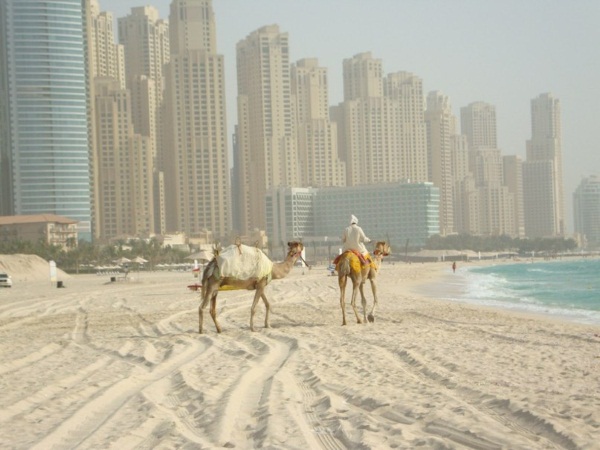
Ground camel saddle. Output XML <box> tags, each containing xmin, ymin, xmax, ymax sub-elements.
<box><xmin>333</xmin><ymin>250</ymin><xmax>372</xmax><ymax>269</ymax></box>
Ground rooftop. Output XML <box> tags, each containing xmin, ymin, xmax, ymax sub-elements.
<box><xmin>0</xmin><ymin>214</ymin><xmax>78</xmax><ymax>226</ymax></box>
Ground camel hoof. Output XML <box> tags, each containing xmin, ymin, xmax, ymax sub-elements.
<box><xmin>368</xmin><ymin>314</ymin><xmax>375</xmax><ymax>323</ymax></box>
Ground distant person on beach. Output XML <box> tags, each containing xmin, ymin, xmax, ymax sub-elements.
<box><xmin>452</xmin><ymin>261</ymin><xmax>457</xmax><ymax>273</ymax></box>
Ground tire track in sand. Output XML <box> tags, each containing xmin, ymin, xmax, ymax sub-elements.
<box><xmin>252</xmin><ymin>332</ymin><xmax>346</xmax><ymax>450</ymax></box>
<box><xmin>376</xmin><ymin>339</ymin><xmax>579</xmax><ymax>449</ymax></box>
<box><xmin>28</xmin><ymin>336</ymin><xmax>210</xmax><ymax>450</ymax></box>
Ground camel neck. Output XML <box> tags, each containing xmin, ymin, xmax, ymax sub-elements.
<box><xmin>271</xmin><ymin>255</ymin><xmax>297</xmax><ymax>279</ymax></box>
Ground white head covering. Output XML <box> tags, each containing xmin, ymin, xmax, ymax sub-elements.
<box><xmin>350</xmin><ymin>214</ymin><xmax>358</xmax><ymax>225</ymax></box>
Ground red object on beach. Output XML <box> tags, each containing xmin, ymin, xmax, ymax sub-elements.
<box><xmin>187</xmin><ymin>284</ymin><xmax>202</xmax><ymax>291</ymax></box>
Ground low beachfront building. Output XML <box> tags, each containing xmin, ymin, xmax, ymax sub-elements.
<box><xmin>0</xmin><ymin>214</ymin><xmax>79</xmax><ymax>250</ymax></box>
<box><xmin>265</xmin><ymin>182</ymin><xmax>439</xmax><ymax>257</ymax></box>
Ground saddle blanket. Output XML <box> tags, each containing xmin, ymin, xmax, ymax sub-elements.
<box><xmin>217</xmin><ymin>244</ymin><xmax>273</xmax><ymax>281</ymax></box>
<box><xmin>334</xmin><ymin>250</ymin><xmax>374</xmax><ymax>273</ymax></box>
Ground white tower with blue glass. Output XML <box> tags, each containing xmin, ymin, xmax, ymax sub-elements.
<box><xmin>0</xmin><ymin>0</ymin><xmax>92</xmax><ymax>241</ymax></box>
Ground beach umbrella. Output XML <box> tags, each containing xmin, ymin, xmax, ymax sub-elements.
<box><xmin>186</xmin><ymin>249</ymin><xmax>213</xmax><ymax>262</ymax></box>
<box><xmin>113</xmin><ymin>257</ymin><xmax>131</xmax><ymax>265</ymax></box>
<box><xmin>133</xmin><ymin>256</ymin><xmax>148</xmax><ymax>264</ymax></box>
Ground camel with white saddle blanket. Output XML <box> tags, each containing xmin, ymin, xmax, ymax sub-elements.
<box><xmin>199</xmin><ymin>241</ymin><xmax>305</xmax><ymax>333</ymax></box>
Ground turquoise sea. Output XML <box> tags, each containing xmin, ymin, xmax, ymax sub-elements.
<box><xmin>443</xmin><ymin>258</ymin><xmax>600</xmax><ymax>325</ymax></box>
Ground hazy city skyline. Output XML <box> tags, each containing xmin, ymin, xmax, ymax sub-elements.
<box><xmin>101</xmin><ymin>0</ymin><xmax>600</xmax><ymax>233</ymax></box>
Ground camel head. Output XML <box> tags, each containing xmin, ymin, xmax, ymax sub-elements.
<box><xmin>212</xmin><ymin>242</ymin><xmax>222</xmax><ymax>257</ymax></box>
<box><xmin>373</xmin><ymin>241</ymin><xmax>391</xmax><ymax>257</ymax></box>
<box><xmin>287</xmin><ymin>241</ymin><xmax>304</xmax><ymax>258</ymax></box>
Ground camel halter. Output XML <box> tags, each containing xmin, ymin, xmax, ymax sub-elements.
<box><xmin>373</xmin><ymin>248</ymin><xmax>390</xmax><ymax>257</ymax></box>
<box><xmin>294</xmin><ymin>249</ymin><xmax>310</xmax><ymax>269</ymax></box>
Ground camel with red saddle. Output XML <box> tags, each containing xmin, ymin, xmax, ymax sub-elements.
<box><xmin>335</xmin><ymin>241</ymin><xmax>391</xmax><ymax>325</ymax></box>
<box><xmin>199</xmin><ymin>241</ymin><xmax>305</xmax><ymax>333</ymax></box>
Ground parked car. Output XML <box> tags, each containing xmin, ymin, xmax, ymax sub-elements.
<box><xmin>0</xmin><ymin>272</ymin><xmax>12</xmax><ymax>288</ymax></box>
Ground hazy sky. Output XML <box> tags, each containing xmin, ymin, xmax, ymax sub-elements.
<box><xmin>101</xmin><ymin>0</ymin><xmax>600</xmax><ymax>232</ymax></box>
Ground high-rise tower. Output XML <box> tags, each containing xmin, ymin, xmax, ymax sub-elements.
<box><xmin>118</xmin><ymin>6</ymin><xmax>169</xmax><ymax>151</ymax></box>
<box><xmin>523</xmin><ymin>93</ymin><xmax>565</xmax><ymax>238</ymax></box>
<box><xmin>94</xmin><ymin>78</ymin><xmax>154</xmax><ymax>240</ymax></box>
<box><xmin>342</xmin><ymin>52</ymin><xmax>383</xmax><ymax>101</ymax></box>
<box><xmin>335</xmin><ymin>53</ymin><xmax>428</xmax><ymax>187</ymax></box>
<box><xmin>573</xmin><ymin>175</ymin><xmax>600</xmax><ymax>249</ymax></box>
<box><xmin>118</xmin><ymin>6</ymin><xmax>169</xmax><ymax>234</ymax></box>
<box><xmin>384</xmin><ymin>71</ymin><xmax>429</xmax><ymax>184</ymax></box>
<box><xmin>292</xmin><ymin>58</ymin><xmax>346</xmax><ymax>189</ymax></box>
<box><xmin>460</xmin><ymin>101</ymin><xmax>516</xmax><ymax>236</ymax></box>
<box><xmin>425</xmin><ymin>91</ymin><xmax>456</xmax><ymax>235</ymax></box>
<box><xmin>89</xmin><ymin>0</ymin><xmax>125</xmax><ymax>89</ymax></box>
<box><xmin>233</xmin><ymin>25</ymin><xmax>298</xmax><ymax>234</ymax></box>
<box><xmin>460</xmin><ymin>101</ymin><xmax>497</xmax><ymax>150</ymax></box>
<box><xmin>0</xmin><ymin>0</ymin><xmax>92</xmax><ymax>240</ymax></box>
<box><xmin>163</xmin><ymin>0</ymin><xmax>231</xmax><ymax>239</ymax></box>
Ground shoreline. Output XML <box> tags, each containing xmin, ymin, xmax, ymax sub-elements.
<box><xmin>401</xmin><ymin>258</ymin><xmax>600</xmax><ymax>327</ymax></box>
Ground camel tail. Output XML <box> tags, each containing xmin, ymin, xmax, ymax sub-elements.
<box><xmin>338</xmin><ymin>258</ymin><xmax>351</xmax><ymax>277</ymax></box>
<box><xmin>200</xmin><ymin>260</ymin><xmax>219</xmax><ymax>299</ymax></box>
<box><xmin>202</xmin><ymin>259</ymin><xmax>218</xmax><ymax>283</ymax></box>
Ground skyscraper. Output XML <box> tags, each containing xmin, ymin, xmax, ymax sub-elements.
<box><xmin>163</xmin><ymin>0</ymin><xmax>231</xmax><ymax>239</ymax></box>
<box><xmin>292</xmin><ymin>58</ymin><xmax>346</xmax><ymax>188</ymax></box>
<box><xmin>460</xmin><ymin>102</ymin><xmax>516</xmax><ymax>236</ymax></box>
<box><xmin>0</xmin><ymin>0</ymin><xmax>92</xmax><ymax>240</ymax></box>
<box><xmin>118</xmin><ymin>6</ymin><xmax>169</xmax><ymax>234</ymax></box>
<box><xmin>89</xmin><ymin>0</ymin><xmax>125</xmax><ymax>89</ymax></box>
<box><xmin>384</xmin><ymin>71</ymin><xmax>429</xmax><ymax>183</ymax></box>
<box><xmin>343</xmin><ymin>51</ymin><xmax>383</xmax><ymax>101</ymax></box>
<box><xmin>460</xmin><ymin>101</ymin><xmax>497</xmax><ymax>150</ymax></box>
<box><xmin>502</xmin><ymin>155</ymin><xmax>525</xmax><ymax>237</ymax></box>
<box><xmin>234</xmin><ymin>25</ymin><xmax>298</xmax><ymax>234</ymax></box>
<box><xmin>523</xmin><ymin>93</ymin><xmax>565</xmax><ymax>238</ymax></box>
<box><xmin>335</xmin><ymin>53</ymin><xmax>428</xmax><ymax>186</ymax></box>
<box><xmin>118</xmin><ymin>6</ymin><xmax>169</xmax><ymax>153</ymax></box>
<box><xmin>118</xmin><ymin>6</ymin><xmax>168</xmax><ymax>92</ymax></box>
<box><xmin>573</xmin><ymin>175</ymin><xmax>600</xmax><ymax>249</ymax></box>
<box><xmin>425</xmin><ymin>91</ymin><xmax>456</xmax><ymax>235</ymax></box>
<box><xmin>450</xmin><ymin>134</ymin><xmax>478</xmax><ymax>234</ymax></box>
<box><xmin>86</xmin><ymin>1</ymin><xmax>117</xmax><ymax>241</ymax></box>
<box><xmin>94</xmin><ymin>78</ymin><xmax>154</xmax><ymax>241</ymax></box>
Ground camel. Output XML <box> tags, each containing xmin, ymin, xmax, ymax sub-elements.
<box><xmin>335</xmin><ymin>241</ymin><xmax>391</xmax><ymax>326</ymax></box>
<box><xmin>199</xmin><ymin>241</ymin><xmax>305</xmax><ymax>333</ymax></box>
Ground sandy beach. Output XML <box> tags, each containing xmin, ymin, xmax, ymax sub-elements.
<box><xmin>1</xmin><ymin>256</ymin><xmax>599</xmax><ymax>449</ymax></box>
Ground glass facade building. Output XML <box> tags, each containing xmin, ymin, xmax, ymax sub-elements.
<box><xmin>0</xmin><ymin>0</ymin><xmax>92</xmax><ymax>240</ymax></box>
<box><xmin>573</xmin><ymin>175</ymin><xmax>600</xmax><ymax>250</ymax></box>
<box><xmin>266</xmin><ymin>182</ymin><xmax>440</xmax><ymax>249</ymax></box>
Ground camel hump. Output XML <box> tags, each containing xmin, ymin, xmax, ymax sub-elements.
<box><xmin>335</xmin><ymin>251</ymin><xmax>367</xmax><ymax>274</ymax></box>
<box><xmin>216</xmin><ymin>244</ymin><xmax>273</xmax><ymax>280</ymax></box>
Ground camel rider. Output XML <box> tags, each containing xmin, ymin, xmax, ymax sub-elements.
<box><xmin>341</xmin><ymin>215</ymin><xmax>371</xmax><ymax>265</ymax></box>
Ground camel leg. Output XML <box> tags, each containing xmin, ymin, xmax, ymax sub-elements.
<box><xmin>359</xmin><ymin>281</ymin><xmax>368</xmax><ymax>323</ymax></box>
<box><xmin>250</xmin><ymin>288</ymin><xmax>262</xmax><ymax>332</ymax></box>
<box><xmin>350</xmin><ymin>280</ymin><xmax>362</xmax><ymax>324</ymax></box>
<box><xmin>338</xmin><ymin>275</ymin><xmax>347</xmax><ymax>326</ymax></box>
<box><xmin>209</xmin><ymin>291</ymin><xmax>222</xmax><ymax>333</ymax></box>
<box><xmin>255</xmin><ymin>278</ymin><xmax>271</xmax><ymax>329</ymax></box>
<box><xmin>198</xmin><ymin>286</ymin><xmax>211</xmax><ymax>334</ymax></box>
<box><xmin>261</xmin><ymin>293</ymin><xmax>270</xmax><ymax>329</ymax></box>
<box><xmin>368</xmin><ymin>278</ymin><xmax>378</xmax><ymax>323</ymax></box>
